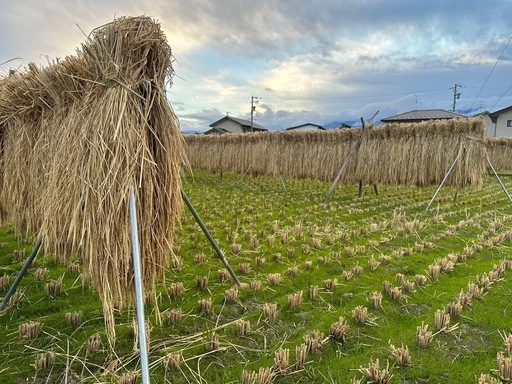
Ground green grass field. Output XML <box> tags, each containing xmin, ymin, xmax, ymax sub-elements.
<box><xmin>1</xmin><ymin>170</ymin><xmax>512</xmax><ymax>383</ymax></box>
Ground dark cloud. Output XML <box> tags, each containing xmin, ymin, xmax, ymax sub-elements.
<box><xmin>152</xmin><ymin>0</ymin><xmax>512</xmax><ymax>62</ymax></box>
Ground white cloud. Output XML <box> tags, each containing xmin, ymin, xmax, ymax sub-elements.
<box><xmin>2</xmin><ymin>0</ymin><xmax>512</xmax><ymax>131</ymax></box>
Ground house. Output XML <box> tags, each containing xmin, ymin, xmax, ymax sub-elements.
<box><xmin>380</xmin><ymin>109</ymin><xmax>466</xmax><ymax>124</ymax></box>
<box><xmin>478</xmin><ymin>105</ymin><xmax>512</xmax><ymax>137</ymax></box>
<box><xmin>285</xmin><ymin>123</ymin><xmax>325</xmax><ymax>131</ymax></box>
<box><xmin>204</xmin><ymin>116</ymin><xmax>267</xmax><ymax>134</ymax></box>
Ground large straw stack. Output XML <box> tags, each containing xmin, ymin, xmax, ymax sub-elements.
<box><xmin>485</xmin><ymin>137</ymin><xmax>512</xmax><ymax>172</ymax></box>
<box><xmin>184</xmin><ymin>117</ymin><xmax>485</xmax><ymax>188</ymax></box>
<box><xmin>0</xmin><ymin>16</ymin><xmax>184</xmax><ymax>340</ymax></box>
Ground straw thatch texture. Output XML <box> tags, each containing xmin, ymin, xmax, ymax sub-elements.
<box><xmin>354</xmin><ymin>118</ymin><xmax>485</xmax><ymax>187</ymax></box>
<box><xmin>0</xmin><ymin>16</ymin><xmax>184</xmax><ymax>339</ymax></box>
<box><xmin>184</xmin><ymin>117</ymin><xmax>485</xmax><ymax>187</ymax></box>
<box><xmin>485</xmin><ymin>137</ymin><xmax>512</xmax><ymax>172</ymax></box>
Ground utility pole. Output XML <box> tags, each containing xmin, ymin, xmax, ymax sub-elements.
<box><xmin>451</xmin><ymin>84</ymin><xmax>461</xmax><ymax>112</ymax></box>
<box><xmin>414</xmin><ymin>95</ymin><xmax>420</xmax><ymax>109</ymax></box>
<box><xmin>250</xmin><ymin>96</ymin><xmax>258</xmax><ymax>132</ymax></box>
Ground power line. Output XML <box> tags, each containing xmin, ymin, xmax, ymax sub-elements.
<box><xmin>470</xmin><ymin>33</ymin><xmax>512</xmax><ymax>111</ymax></box>
<box><xmin>170</xmin><ymin>85</ymin><xmax>466</xmax><ymax>118</ymax></box>
<box><xmin>490</xmin><ymin>83</ymin><xmax>512</xmax><ymax>111</ymax></box>
<box><xmin>262</xmin><ymin>87</ymin><xmax>449</xmax><ymax>101</ymax></box>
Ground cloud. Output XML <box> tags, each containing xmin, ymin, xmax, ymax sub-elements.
<box><xmin>2</xmin><ymin>0</ymin><xmax>512</xmax><ymax>132</ymax></box>
<box><xmin>177</xmin><ymin>108</ymin><xmax>224</xmax><ymax>132</ymax></box>
<box><xmin>255</xmin><ymin>103</ymin><xmax>324</xmax><ymax>130</ymax></box>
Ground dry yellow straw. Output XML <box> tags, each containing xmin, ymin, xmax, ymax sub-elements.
<box><xmin>0</xmin><ymin>16</ymin><xmax>184</xmax><ymax>342</ymax></box>
<box><xmin>485</xmin><ymin>137</ymin><xmax>512</xmax><ymax>172</ymax></box>
<box><xmin>184</xmin><ymin>117</ymin><xmax>485</xmax><ymax>187</ymax></box>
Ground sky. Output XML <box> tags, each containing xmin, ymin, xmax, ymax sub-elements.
<box><xmin>1</xmin><ymin>0</ymin><xmax>512</xmax><ymax>132</ymax></box>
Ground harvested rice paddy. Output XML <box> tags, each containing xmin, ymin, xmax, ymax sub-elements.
<box><xmin>2</xmin><ymin>169</ymin><xmax>512</xmax><ymax>383</ymax></box>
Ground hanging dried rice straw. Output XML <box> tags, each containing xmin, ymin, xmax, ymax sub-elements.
<box><xmin>485</xmin><ymin>137</ymin><xmax>512</xmax><ymax>172</ymax></box>
<box><xmin>184</xmin><ymin>117</ymin><xmax>485</xmax><ymax>188</ymax></box>
<box><xmin>0</xmin><ymin>16</ymin><xmax>184</xmax><ymax>342</ymax></box>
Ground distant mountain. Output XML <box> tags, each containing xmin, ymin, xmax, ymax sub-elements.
<box><xmin>181</xmin><ymin>130</ymin><xmax>200</xmax><ymax>135</ymax></box>
<box><xmin>457</xmin><ymin>108</ymin><xmax>480</xmax><ymax>117</ymax></box>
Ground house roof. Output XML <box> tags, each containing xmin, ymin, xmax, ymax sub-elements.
<box><xmin>380</xmin><ymin>109</ymin><xmax>466</xmax><ymax>123</ymax></box>
<box><xmin>489</xmin><ymin>105</ymin><xmax>512</xmax><ymax>118</ymax></box>
<box><xmin>210</xmin><ymin>116</ymin><xmax>267</xmax><ymax>131</ymax></box>
<box><xmin>203</xmin><ymin>127</ymin><xmax>229</xmax><ymax>135</ymax></box>
<box><xmin>286</xmin><ymin>123</ymin><xmax>325</xmax><ymax>131</ymax></box>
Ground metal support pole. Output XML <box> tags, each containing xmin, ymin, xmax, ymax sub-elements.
<box><xmin>280</xmin><ymin>176</ymin><xmax>287</xmax><ymax>191</ymax></box>
<box><xmin>0</xmin><ymin>236</ymin><xmax>42</xmax><ymax>311</ymax></box>
<box><xmin>486</xmin><ymin>154</ymin><xmax>512</xmax><ymax>205</ymax></box>
<box><xmin>325</xmin><ymin>118</ymin><xmax>366</xmax><ymax>203</ymax></box>
<box><xmin>233</xmin><ymin>164</ymin><xmax>253</xmax><ymax>188</ymax></box>
<box><xmin>181</xmin><ymin>189</ymin><xmax>241</xmax><ymax>286</ymax></box>
<box><xmin>128</xmin><ymin>187</ymin><xmax>150</xmax><ymax>384</ymax></box>
<box><xmin>425</xmin><ymin>154</ymin><xmax>460</xmax><ymax>211</ymax></box>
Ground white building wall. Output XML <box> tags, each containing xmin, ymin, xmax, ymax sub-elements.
<box><xmin>481</xmin><ymin>113</ymin><xmax>495</xmax><ymax>137</ymax></box>
<box><xmin>493</xmin><ymin>109</ymin><xmax>512</xmax><ymax>137</ymax></box>
<box><xmin>215</xmin><ymin>120</ymin><xmax>243</xmax><ymax>133</ymax></box>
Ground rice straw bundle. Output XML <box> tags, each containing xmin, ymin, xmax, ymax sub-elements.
<box><xmin>485</xmin><ymin>137</ymin><xmax>512</xmax><ymax>172</ymax></box>
<box><xmin>352</xmin><ymin>117</ymin><xmax>485</xmax><ymax>187</ymax></box>
<box><xmin>184</xmin><ymin>117</ymin><xmax>485</xmax><ymax>187</ymax></box>
<box><xmin>0</xmin><ymin>16</ymin><xmax>184</xmax><ymax>341</ymax></box>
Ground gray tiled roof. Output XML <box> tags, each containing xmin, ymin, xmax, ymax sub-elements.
<box><xmin>286</xmin><ymin>123</ymin><xmax>325</xmax><ymax>130</ymax></box>
<box><xmin>228</xmin><ymin>116</ymin><xmax>267</xmax><ymax>130</ymax></box>
<box><xmin>210</xmin><ymin>116</ymin><xmax>267</xmax><ymax>130</ymax></box>
<box><xmin>489</xmin><ymin>105</ymin><xmax>512</xmax><ymax>118</ymax></box>
<box><xmin>381</xmin><ymin>109</ymin><xmax>466</xmax><ymax>122</ymax></box>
